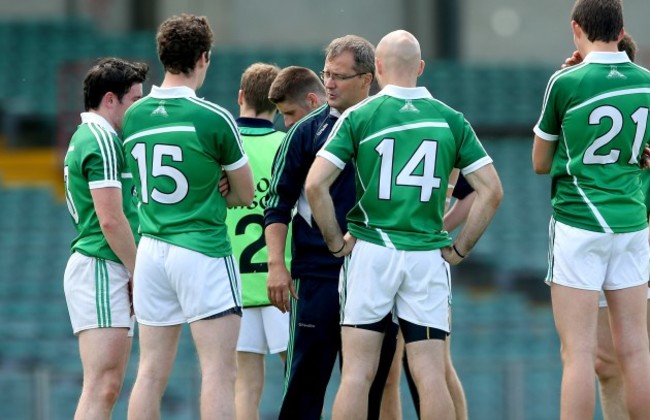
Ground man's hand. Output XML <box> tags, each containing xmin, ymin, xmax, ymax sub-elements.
<box><xmin>561</xmin><ymin>50</ymin><xmax>583</xmax><ymax>69</ymax></box>
<box><xmin>128</xmin><ymin>276</ymin><xmax>134</xmax><ymax>316</ymax></box>
<box><xmin>267</xmin><ymin>265</ymin><xmax>297</xmax><ymax>313</ymax></box>
<box><xmin>441</xmin><ymin>245</ymin><xmax>465</xmax><ymax>266</ymax></box>
<box><xmin>218</xmin><ymin>169</ymin><xmax>230</xmax><ymax>197</ymax></box>
<box><xmin>331</xmin><ymin>232</ymin><xmax>357</xmax><ymax>258</ymax></box>
<box><xmin>641</xmin><ymin>146</ymin><xmax>650</xmax><ymax>169</ymax></box>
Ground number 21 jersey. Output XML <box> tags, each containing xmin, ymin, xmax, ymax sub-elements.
<box><xmin>534</xmin><ymin>52</ymin><xmax>650</xmax><ymax>233</ymax></box>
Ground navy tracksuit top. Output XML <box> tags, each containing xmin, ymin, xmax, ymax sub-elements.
<box><xmin>264</xmin><ymin>105</ymin><xmax>354</xmax><ymax>281</ymax></box>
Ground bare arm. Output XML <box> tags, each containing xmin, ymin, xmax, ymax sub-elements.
<box><xmin>91</xmin><ymin>187</ymin><xmax>137</xmax><ymax>274</ymax></box>
<box><xmin>532</xmin><ymin>136</ymin><xmax>557</xmax><ymax>174</ymax></box>
<box><xmin>441</xmin><ymin>164</ymin><xmax>503</xmax><ymax>265</ymax></box>
<box><xmin>305</xmin><ymin>156</ymin><xmax>354</xmax><ymax>256</ymax></box>
<box><xmin>265</xmin><ymin>222</ymin><xmax>296</xmax><ymax>312</ymax></box>
<box><xmin>224</xmin><ymin>163</ymin><xmax>255</xmax><ymax>207</ymax></box>
<box><xmin>444</xmin><ymin>191</ymin><xmax>477</xmax><ymax>232</ymax></box>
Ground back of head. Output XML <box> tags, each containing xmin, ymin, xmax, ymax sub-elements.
<box><xmin>571</xmin><ymin>0</ymin><xmax>623</xmax><ymax>42</ymax></box>
<box><xmin>268</xmin><ymin>66</ymin><xmax>325</xmax><ymax>106</ymax></box>
<box><xmin>325</xmin><ymin>35</ymin><xmax>375</xmax><ymax>78</ymax></box>
<box><xmin>618</xmin><ymin>33</ymin><xmax>637</xmax><ymax>61</ymax></box>
<box><xmin>157</xmin><ymin>14</ymin><xmax>213</xmax><ymax>76</ymax></box>
<box><xmin>375</xmin><ymin>30</ymin><xmax>422</xmax><ymax>85</ymax></box>
<box><xmin>240</xmin><ymin>63</ymin><xmax>281</xmax><ymax>114</ymax></box>
<box><xmin>83</xmin><ymin>57</ymin><xmax>149</xmax><ymax>111</ymax></box>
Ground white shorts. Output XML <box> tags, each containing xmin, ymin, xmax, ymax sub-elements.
<box><xmin>236</xmin><ymin>306</ymin><xmax>289</xmax><ymax>354</ymax></box>
<box><xmin>340</xmin><ymin>239</ymin><xmax>451</xmax><ymax>332</ymax></box>
<box><xmin>546</xmin><ymin>219</ymin><xmax>650</xmax><ymax>291</ymax></box>
<box><xmin>598</xmin><ymin>286</ymin><xmax>650</xmax><ymax>307</ymax></box>
<box><xmin>133</xmin><ymin>237</ymin><xmax>242</xmax><ymax>326</ymax></box>
<box><xmin>64</xmin><ymin>252</ymin><xmax>134</xmax><ymax>336</ymax></box>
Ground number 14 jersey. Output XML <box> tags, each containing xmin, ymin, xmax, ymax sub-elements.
<box><xmin>319</xmin><ymin>85</ymin><xmax>492</xmax><ymax>251</ymax></box>
<box><xmin>535</xmin><ymin>51</ymin><xmax>650</xmax><ymax>233</ymax></box>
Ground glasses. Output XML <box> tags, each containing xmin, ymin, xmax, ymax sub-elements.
<box><xmin>319</xmin><ymin>71</ymin><xmax>367</xmax><ymax>82</ymax></box>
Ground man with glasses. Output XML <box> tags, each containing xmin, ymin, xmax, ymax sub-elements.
<box><xmin>264</xmin><ymin>35</ymin><xmax>397</xmax><ymax>419</ymax></box>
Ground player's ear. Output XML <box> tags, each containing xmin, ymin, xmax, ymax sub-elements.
<box><xmin>306</xmin><ymin>92</ymin><xmax>319</xmax><ymax>109</ymax></box>
<box><xmin>418</xmin><ymin>60</ymin><xmax>425</xmax><ymax>77</ymax></box>
<box><xmin>237</xmin><ymin>89</ymin><xmax>244</xmax><ymax>107</ymax></box>
<box><xmin>571</xmin><ymin>20</ymin><xmax>582</xmax><ymax>41</ymax></box>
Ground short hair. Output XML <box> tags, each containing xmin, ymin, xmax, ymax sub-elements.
<box><xmin>324</xmin><ymin>35</ymin><xmax>375</xmax><ymax>77</ymax></box>
<box><xmin>240</xmin><ymin>63</ymin><xmax>281</xmax><ymax>114</ymax></box>
<box><xmin>618</xmin><ymin>33</ymin><xmax>637</xmax><ymax>61</ymax></box>
<box><xmin>268</xmin><ymin>66</ymin><xmax>325</xmax><ymax>105</ymax></box>
<box><xmin>83</xmin><ymin>57</ymin><xmax>149</xmax><ymax>111</ymax></box>
<box><xmin>156</xmin><ymin>14</ymin><xmax>213</xmax><ymax>75</ymax></box>
<box><xmin>571</xmin><ymin>0</ymin><xmax>623</xmax><ymax>43</ymax></box>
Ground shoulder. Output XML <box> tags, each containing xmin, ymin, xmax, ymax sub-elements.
<box><xmin>187</xmin><ymin>97</ymin><xmax>239</xmax><ymax>133</ymax></box>
<box><xmin>284</xmin><ymin>105</ymin><xmax>329</xmax><ymax>141</ymax></box>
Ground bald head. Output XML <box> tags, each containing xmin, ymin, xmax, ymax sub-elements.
<box><xmin>375</xmin><ymin>30</ymin><xmax>424</xmax><ymax>88</ymax></box>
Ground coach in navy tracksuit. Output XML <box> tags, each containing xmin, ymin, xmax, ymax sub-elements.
<box><xmin>264</xmin><ymin>102</ymin><xmax>396</xmax><ymax>420</ymax></box>
<box><xmin>264</xmin><ymin>35</ymin><xmax>396</xmax><ymax>420</ymax></box>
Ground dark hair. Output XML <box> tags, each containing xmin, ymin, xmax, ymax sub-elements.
<box><xmin>83</xmin><ymin>57</ymin><xmax>149</xmax><ymax>111</ymax></box>
<box><xmin>268</xmin><ymin>66</ymin><xmax>325</xmax><ymax>105</ymax></box>
<box><xmin>157</xmin><ymin>14</ymin><xmax>213</xmax><ymax>75</ymax></box>
<box><xmin>618</xmin><ymin>33</ymin><xmax>637</xmax><ymax>61</ymax></box>
<box><xmin>325</xmin><ymin>35</ymin><xmax>375</xmax><ymax>78</ymax></box>
<box><xmin>240</xmin><ymin>63</ymin><xmax>281</xmax><ymax>114</ymax></box>
<box><xmin>571</xmin><ymin>0</ymin><xmax>623</xmax><ymax>42</ymax></box>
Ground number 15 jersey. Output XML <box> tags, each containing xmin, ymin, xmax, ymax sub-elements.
<box><xmin>318</xmin><ymin>85</ymin><xmax>492</xmax><ymax>251</ymax></box>
<box><xmin>122</xmin><ymin>86</ymin><xmax>248</xmax><ymax>257</ymax></box>
<box><xmin>534</xmin><ymin>51</ymin><xmax>650</xmax><ymax>233</ymax></box>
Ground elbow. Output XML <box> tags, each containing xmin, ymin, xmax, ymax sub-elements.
<box><xmin>241</xmin><ymin>186</ymin><xmax>255</xmax><ymax>206</ymax></box>
<box><xmin>532</xmin><ymin>157</ymin><xmax>551</xmax><ymax>174</ymax></box>
<box><xmin>487</xmin><ymin>182</ymin><xmax>504</xmax><ymax>210</ymax></box>
<box><xmin>98</xmin><ymin>216</ymin><xmax>120</xmax><ymax>235</ymax></box>
<box><xmin>532</xmin><ymin>164</ymin><xmax>550</xmax><ymax>175</ymax></box>
<box><xmin>305</xmin><ymin>179</ymin><xmax>326</xmax><ymax>210</ymax></box>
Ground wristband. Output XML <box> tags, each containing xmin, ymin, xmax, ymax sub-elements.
<box><xmin>452</xmin><ymin>244</ymin><xmax>466</xmax><ymax>259</ymax></box>
<box><xmin>330</xmin><ymin>242</ymin><xmax>346</xmax><ymax>255</ymax></box>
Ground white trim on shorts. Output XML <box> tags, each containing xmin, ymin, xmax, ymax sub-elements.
<box><xmin>546</xmin><ymin>218</ymin><xmax>650</xmax><ymax>291</ymax></box>
<box><xmin>63</xmin><ymin>252</ymin><xmax>133</xmax><ymax>336</ymax></box>
<box><xmin>236</xmin><ymin>306</ymin><xmax>289</xmax><ymax>354</ymax></box>
<box><xmin>339</xmin><ymin>239</ymin><xmax>451</xmax><ymax>332</ymax></box>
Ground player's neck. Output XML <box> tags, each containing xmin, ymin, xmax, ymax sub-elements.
<box><xmin>239</xmin><ymin>106</ymin><xmax>275</xmax><ymax>122</ymax></box>
<box><xmin>160</xmin><ymin>71</ymin><xmax>200</xmax><ymax>91</ymax></box>
<box><xmin>581</xmin><ymin>41</ymin><xmax>620</xmax><ymax>57</ymax></box>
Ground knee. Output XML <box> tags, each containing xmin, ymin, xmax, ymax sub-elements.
<box><xmin>595</xmin><ymin>352</ymin><xmax>620</xmax><ymax>383</ymax></box>
<box><xmin>87</xmin><ymin>374</ymin><xmax>123</xmax><ymax>406</ymax></box>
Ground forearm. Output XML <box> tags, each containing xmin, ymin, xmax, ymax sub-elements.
<box><xmin>452</xmin><ymin>188</ymin><xmax>501</xmax><ymax>256</ymax></box>
<box><xmin>443</xmin><ymin>192</ymin><xmax>476</xmax><ymax>232</ymax></box>
<box><xmin>265</xmin><ymin>223</ymin><xmax>290</xmax><ymax>269</ymax></box>
<box><xmin>101</xmin><ymin>216</ymin><xmax>137</xmax><ymax>274</ymax></box>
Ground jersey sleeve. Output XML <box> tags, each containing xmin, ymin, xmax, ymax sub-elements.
<box><xmin>533</xmin><ymin>70</ymin><xmax>563</xmax><ymax>141</ymax></box>
<box><xmin>217</xmin><ymin>112</ymin><xmax>248</xmax><ymax>171</ymax></box>
<box><xmin>264</xmin><ymin>123</ymin><xmax>312</xmax><ymax>227</ymax></box>
<box><xmin>317</xmin><ymin>113</ymin><xmax>355</xmax><ymax>169</ymax></box>
<box><xmin>452</xmin><ymin>114</ymin><xmax>493</xmax><ymax>176</ymax></box>
<box><xmin>84</xmin><ymin>131</ymin><xmax>123</xmax><ymax>190</ymax></box>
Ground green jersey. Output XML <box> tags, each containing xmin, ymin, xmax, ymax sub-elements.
<box><xmin>227</xmin><ymin>118</ymin><xmax>290</xmax><ymax>307</ymax></box>
<box><xmin>122</xmin><ymin>86</ymin><xmax>247</xmax><ymax>257</ymax></box>
<box><xmin>534</xmin><ymin>51</ymin><xmax>650</xmax><ymax>233</ymax></box>
<box><xmin>63</xmin><ymin>112</ymin><xmax>138</xmax><ymax>262</ymax></box>
<box><xmin>319</xmin><ymin>85</ymin><xmax>492</xmax><ymax>251</ymax></box>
